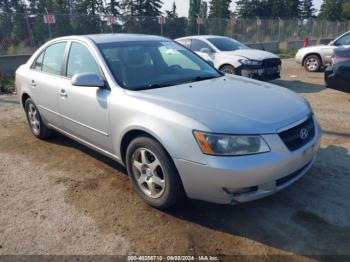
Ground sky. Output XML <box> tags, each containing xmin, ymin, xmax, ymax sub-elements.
<box><xmin>162</xmin><ymin>0</ymin><xmax>323</xmax><ymax>17</ymax></box>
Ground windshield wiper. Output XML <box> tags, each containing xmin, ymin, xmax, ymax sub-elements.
<box><xmin>188</xmin><ymin>75</ymin><xmax>221</xmax><ymax>83</ymax></box>
<box><xmin>133</xmin><ymin>76</ymin><xmax>221</xmax><ymax>91</ymax></box>
<box><xmin>134</xmin><ymin>82</ymin><xmax>176</xmax><ymax>91</ymax></box>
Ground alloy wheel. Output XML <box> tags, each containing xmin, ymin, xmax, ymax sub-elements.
<box><xmin>27</xmin><ymin>103</ymin><xmax>40</xmax><ymax>136</ymax></box>
<box><xmin>306</xmin><ymin>58</ymin><xmax>319</xmax><ymax>71</ymax></box>
<box><xmin>131</xmin><ymin>148</ymin><xmax>166</xmax><ymax>199</ymax></box>
<box><xmin>222</xmin><ymin>66</ymin><xmax>235</xmax><ymax>74</ymax></box>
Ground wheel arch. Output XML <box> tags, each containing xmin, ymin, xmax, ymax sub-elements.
<box><xmin>219</xmin><ymin>63</ymin><xmax>235</xmax><ymax>71</ymax></box>
<box><xmin>302</xmin><ymin>53</ymin><xmax>323</xmax><ymax>66</ymax></box>
<box><xmin>21</xmin><ymin>93</ymin><xmax>31</xmax><ymax>108</ymax></box>
<box><xmin>119</xmin><ymin>128</ymin><xmax>187</xmax><ymax>194</ymax></box>
<box><xmin>120</xmin><ymin>128</ymin><xmax>171</xmax><ymax>166</ymax></box>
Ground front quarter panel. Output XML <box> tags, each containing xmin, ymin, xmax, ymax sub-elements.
<box><xmin>215</xmin><ymin>53</ymin><xmax>243</xmax><ymax>69</ymax></box>
<box><xmin>108</xmin><ymin>90</ymin><xmax>211</xmax><ymax>165</ymax></box>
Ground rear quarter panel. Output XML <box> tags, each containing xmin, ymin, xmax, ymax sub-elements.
<box><xmin>15</xmin><ymin>64</ymin><xmax>32</xmax><ymax>106</ymax></box>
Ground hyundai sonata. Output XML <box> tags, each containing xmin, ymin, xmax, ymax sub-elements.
<box><xmin>16</xmin><ymin>34</ymin><xmax>321</xmax><ymax>209</ymax></box>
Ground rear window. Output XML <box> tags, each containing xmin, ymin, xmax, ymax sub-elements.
<box><xmin>32</xmin><ymin>51</ymin><xmax>45</xmax><ymax>71</ymax></box>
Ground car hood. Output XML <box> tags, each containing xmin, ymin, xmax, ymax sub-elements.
<box><xmin>298</xmin><ymin>44</ymin><xmax>333</xmax><ymax>52</ymax></box>
<box><xmin>220</xmin><ymin>49</ymin><xmax>280</xmax><ymax>61</ymax></box>
<box><xmin>127</xmin><ymin>76</ymin><xmax>311</xmax><ymax>134</ymax></box>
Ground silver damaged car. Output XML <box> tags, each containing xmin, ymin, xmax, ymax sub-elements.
<box><xmin>16</xmin><ymin>34</ymin><xmax>321</xmax><ymax>209</ymax></box>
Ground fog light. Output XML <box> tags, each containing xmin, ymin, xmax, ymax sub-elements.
<box><xmin>223</xmin><ymin>186</ymin><xmax>258</xmax><ymax>196</ymax></box>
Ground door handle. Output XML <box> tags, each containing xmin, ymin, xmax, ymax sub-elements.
<box><xmin>31</xmin><ymin>80</ymin><xmax>36</xmax><ymax>88</ymax></box>
<box><xmin>58</xmin><ymin>89</ymin><xmax>68</xmax><ymax>98</ymax></box>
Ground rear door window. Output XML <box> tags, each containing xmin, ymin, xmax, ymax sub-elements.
<box><xmin>32</xmin><ymin>51</ymin><xmax>45</xmax><ymax>71</ymax></box>
<box><xmin>41</xmin><ymin>42</ymin><xmax>67</xmax><ymax>75</ymax></box>
<box><xmin>177</xmin><ymin>39</ymin><xmax>191</xmax><ymax>49</ymax></box>
<box><xmin>190</xmin><ymin>39</ymin><xmax>212</xmax><ymax>52</ymax></box>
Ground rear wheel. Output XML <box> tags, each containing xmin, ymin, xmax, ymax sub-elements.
<box><xmin>304</xmin><ymin>55</ymin><xmax>321</xmax><ymax>72</ymax></box>
<box><xmin>126</xmin><ymin>136</ymin><xmax>185</xmax><ymax>209</ymax></box>
<box><xmin>24</xmin><ymin>98</ymin><xmax>52</xmax><ymax>139</ymax></box>
<box><xmin>220</xmin><ymin>65</ymin><xmax>236</xmax><ymax>75</ymax></box>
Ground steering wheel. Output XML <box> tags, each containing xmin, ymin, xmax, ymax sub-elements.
<box><xmin>169</xmin><ymin>64</ymin><xmax>183</xmax><ymax>71</ymax></box>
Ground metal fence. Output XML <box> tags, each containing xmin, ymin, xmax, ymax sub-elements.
<box><xmin>1</xmin><ymin>13</ymin><xmax>350</xmax><ymax>55</ymax></box>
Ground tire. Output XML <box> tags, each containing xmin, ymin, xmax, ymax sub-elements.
<box><xmin>220</xmin><ymin>65</ymin><xmax>236</xmax><ymax>75</ymax></box>
<box><xmin>126</xmin><ymin>136</ymin><xmax>185</xmax><ymax>209</ymax></box>
<box><xmin>24</xmin><ymin>98</ymin><xmax>52</xmax><ymax>139</ymax></box>
<box><xmin>304</xmin><ymin>55</ymin><xmax>321</xmax><ymax>72</ymax></box>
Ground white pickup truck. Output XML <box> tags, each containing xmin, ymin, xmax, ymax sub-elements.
<box><xmin>295</xmin><ymin>31</ymin><xmax>350</xmax><ymax>72</ymax></box>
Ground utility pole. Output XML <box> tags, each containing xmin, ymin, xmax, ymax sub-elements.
<box><xmin>45</xmin><ymin>8</ymin><xmax>52</xmax><ymax>39</ymax></box>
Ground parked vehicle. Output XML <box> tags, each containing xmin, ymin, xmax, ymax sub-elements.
<box><xmin>16</xmin><ymin>34</ymin><xmax>321</xmax><ymax>209</ymax></box>
<box><xmin>176</xmin><ymin>35</ymin><xmax>281</xmax><ymax>81</ymax></box>
<box><xmin>295</xmin><ymin>31</ymin><xmax>350</xmax><ymax>72</ymax></box>
<box><xmin>325</xmin><ymin>48</ymin><xmax>350</xmax><ymax>93</ymax></box>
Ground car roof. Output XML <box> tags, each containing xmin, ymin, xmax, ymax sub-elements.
<box><xmin>50</xmin><ymin>34</ymin><xmax>170</xmax><ymax>44</ymax></box>
<box><xmin>177</xmin><ymin>35</ymin><xmax>229</xmax><ymax>41</ymax></box>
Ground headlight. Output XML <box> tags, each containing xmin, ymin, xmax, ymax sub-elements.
<box><xmin>193</xmin><ymin>131</ymin><xmax>270</xmax><ymax>156</ymax></box>
<box><xmin>239</xmin><ymin>59</ymin><xmax>262</xmax><ymax>66</ymax></box>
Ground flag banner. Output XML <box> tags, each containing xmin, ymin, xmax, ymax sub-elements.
<box><xmin>43</xmin><ymin>15</ymin><xmax>55</xmax><ymax>24</ymax></box>
<box><xmin>159</xmin><ymin>16</ymin><xmax>166</xmax><ymax>25</ymax></box>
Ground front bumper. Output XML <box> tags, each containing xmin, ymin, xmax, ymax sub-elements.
<box><xmin>174</xmin><ymin>117</ymin><xmax>321</xmax><ymax>205</ymax></box>
<box><xmin>295</xmin><ymin>52</ymin><xmax>303</xmax><ymax>65</ymax></box>
<box><xmin>238</xmin><ymin>64</ymin><xmax>281</xmax><ymax>81</ymax></box>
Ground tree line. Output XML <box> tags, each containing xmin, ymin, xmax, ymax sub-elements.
<box><xmin>0</xmin><ymin>0</ymin><xmax>350</xmax><ymax>47</ymax></box>
<box><xmin>235</xmin><ymin>0</ymin><xmax>350</xmax><ymax>20</ymax></box>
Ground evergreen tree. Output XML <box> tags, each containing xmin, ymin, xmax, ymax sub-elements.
<box><xmin>343</xmin><ymin>0</ymin><xmax>350</xmax><ymax>19</ymax></box>
<box><xmin>121</xmin><ymin>0</ymin><xmax>163</xmax><ymax>34</ymax></box>
<box><xmin>236</xmin><ymin>0</ymin><xmax>269</xmax><ymax>18</ymax></box>
<box><xmin>319</xmin><ymin>0</ymin><xmax>344</xmax><ymax>21</ymax></box>
<box><xmin>200</xmin><ymin>1</ymin><xmax>208</xmax><ymax>18</ymax></box>
<box><xmin>120</xmin><ymin>0</ymin><xmax>136</xmax><ymax>32</ymax></box>
<box><xmin>299</xmin><ymin>0</ymin><xmax>315</xmax><ymax>19</ymax></box>
<box><xmin>70</xmin><ymin>0</ymin><xmax>104</xmax><ymax>34</ymax></box>
<box><xmin>52</xmin><ymin>0</ymin><xmax>73</xmax><ymax>37</ymax></box>
<box><xmin>0</xmin><ymin>0</ymin><xmax>14</xmax><ymax>41</ymax></box>
<box><xmin>164</xmin><ymin>2</ymin><xmax>186</xmax><ymax>38</ymax></box>
<box><xmin>106</xmin><ymin>0</ymin><xmax>120</xmax><ymax>16</ymax></box>
<box><xmin>286</xmin><ymin>0</ymin><xmax>301</xmax><ymax>18</ymax></box>
<box><xmin>209</xmin><ymin>0</ymin><xmax>231</xmax><ymax>18</ymax></box>
<box><xmin>187</xmin><ymin>0</ymin><xmax>202</xmax><ymax>34</ymax></box>
<box><xmin>236</xmin><ymin>0</ymin><xmax>301</xmax><ymax>19</ymax></box>
<box><xmin>208</xmin><ymin>0</ymin><xmax>232</xmax><ymax>35</ymax></box>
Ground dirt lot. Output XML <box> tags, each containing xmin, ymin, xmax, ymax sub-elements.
<box><xmin>0</xmin><ymin>59</ymin><xmax>349</xmax><ymax>259</ymax></box>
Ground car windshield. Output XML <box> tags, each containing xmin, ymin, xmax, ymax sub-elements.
<box><xmin>207</xmin><ymin>38</ymin><xmax>248</xmax><ymax>52</ymax></box>
<box><xmin>98</xmin><ymin>40</ymin><xmax>222</xmax><ymax>90</ymax></box>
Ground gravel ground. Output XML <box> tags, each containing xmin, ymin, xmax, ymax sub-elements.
<box><xmin>0</xmin><ymin>59</ymin><xmax>349</xmax><ymax>259</ymax></box>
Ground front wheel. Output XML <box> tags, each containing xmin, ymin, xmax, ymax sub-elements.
<box><xmin>126</xmin><ymin>136</ymin><xmax>185</xmax><ymax>209</ymax></box>
<box><xmin>304</xmin><ymin>55</ymin><xmax>321</xmax><ymax>72</ymax></box>
<box><xmin>220</xmin><ymin>65</ymin><xmax>236</xmax><ymax>75</ymax></box>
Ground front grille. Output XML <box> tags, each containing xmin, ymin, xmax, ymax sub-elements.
<box><xmin>279</xmin><ymin>117</ymin><xmax>315</xmax><ymax>151</ymax></box>
<box><xmin>262</xmin><ymin>58</ymin><xmax>281</xmax><ymax>68</ymax></box>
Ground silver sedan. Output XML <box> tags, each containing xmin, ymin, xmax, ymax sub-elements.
<box><xmin>16</xmin><ymin>34</ymin><xmax>321</xmax><ymax>209</ymax></box>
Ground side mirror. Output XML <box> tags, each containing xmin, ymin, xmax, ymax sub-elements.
<box><xmin>330</xmin><ymin>40</ymin><xmax>341</xmax><ymax>46</ymax></box>
<box><xmin>200</xmin><ymin>47</ymin><xmax>212</xmax><ymax>54</ymax></box>
<box><xmin>206</xmin><ymin>60</ymin><xmax>214</xmax><ymax>67</ymax></box>
<box><xmin>71</xmin><ymin>73</ymin><xmax>105</xmax><ymax>87</ymax></box>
